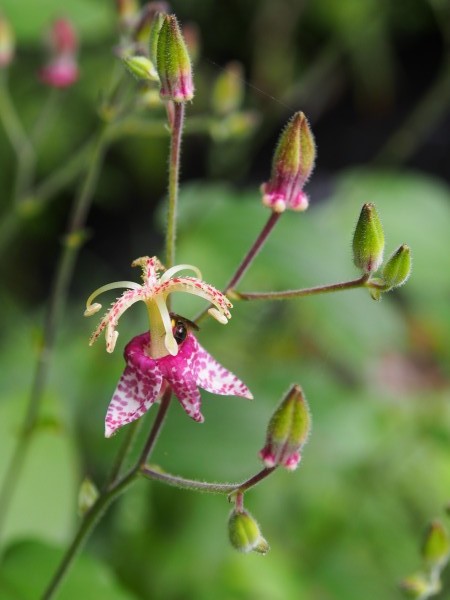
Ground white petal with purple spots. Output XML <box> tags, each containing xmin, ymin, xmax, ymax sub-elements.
<box><xmin>105</xmin><ymin>364</ymin><xmax>163</xmax><ymax>437</ymax></box>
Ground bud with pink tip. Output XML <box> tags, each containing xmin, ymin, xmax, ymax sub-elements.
<box><xmin>261</xmin><ymin>112</ymin><xmax>316</xmax><ymax>213</ymax></box>
<box><xmin>0</xmin><ymin>13</ymin><xmax>14</xmax><ymax>68</ymax></box>
<box><xmin>40</xmin><ymin>18</ymin><xmax>79</xmax><ymax>89</ymax></box>
<box><xmin>259</xmin><ymin>384</ymin><xmax>311</xmax><ymax>471</ymax></box>
<box><xmin>156</xmin><ymin>14</ymin><xmax>194</xmax><ymax>103</ymax></box>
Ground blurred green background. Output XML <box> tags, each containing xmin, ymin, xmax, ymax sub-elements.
<box><xmin>0</xmin><ymin>0</ymin><xmax>450</xmax><ymax>599</ymax></box>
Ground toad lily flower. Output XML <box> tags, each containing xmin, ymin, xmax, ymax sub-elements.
<box><xmin>84</xmin><ymin>256</ymin><xmax>253</xmax><ymax>436</ymax></box>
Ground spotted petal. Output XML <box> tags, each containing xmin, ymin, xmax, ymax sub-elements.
<box><xmin>157</xmin><ymin>339</ymin><xmax>204</xmax><ymax>422</ymax></box>
<box><xmin>105</xmin><ymin>335</ymin><xmax>164</xmax><ymax>437</ymax></box>
<box><xmin>190</xmin><ymin>336</ymin><xmax>253</xmax><ymax>399</ymax></box>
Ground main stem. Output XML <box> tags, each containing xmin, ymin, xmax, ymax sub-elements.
<box><xmin>165</xmin><ymin>102</ymin><xmax>185</xmax><ymax>270</ymax></box>
<box><xmin>41</xmin><ymin>389</ymin><xmax>174</xmax><ymax>600</ymax></box>
<box><xmin>42</xmin><ymin>102</ymin><xmax>188</xmax><ymax>596</ymax></box>
<box><xmin>0</xmin><ymin>129</ymin><xmax>108</xmax><ymax>542</ymax></box>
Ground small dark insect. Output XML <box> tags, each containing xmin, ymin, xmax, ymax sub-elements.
<box><xmin>170</xmin><ymin>313</ymin><xmax>199</xmax><ymax>345</ymax></box>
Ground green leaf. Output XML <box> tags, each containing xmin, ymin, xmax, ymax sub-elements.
<box><xmin>0</xmin><ymin>539</ymin><xmax>137</xmax><ymax>599</ymax></box>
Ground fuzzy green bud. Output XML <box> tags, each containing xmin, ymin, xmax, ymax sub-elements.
<box><xmin>422</xmin><ymin>520</ymin><xmax>450</xmax><ymax>570</ymax></box>
<box><xmin>156</xmin><ymin>14</ymin><xmax>194</xmax><ymax>102</ymax></box>
<box><xmin>259</xmin><ymin>384</ymin><xmax>311</xmax><ymax>470</ymax></box>
<box><xmin>78</xmin><ymin>477</ymin><xmax>99</xmax><ymax>516</ymax></box>
<box><xmin>352</xmin><ymin>203</ymin><xmax>385</xmax><ymax>274</ymax></box>
<box><xmin>123</xmin><ymin>55</ymin><xmax>159</xmax><ymax>82</ymax></box>
<box><xmin>211</xmin><ymin>61</ymin><xmax>244</xmax><ymax>116</ymax></box>
<box><xmin>228</xmin><ymin>509</ymin><xmax>269</xmax><ymax>555</ymax></box>
<box><xmin>149</xmin><ymin>11</ymin><xmax>165</xmax><ymax>65</ymax></box>
<box><xmin>382</xmin><ymin>244</ymin><xmax>412</xmax><ymax>291</ymax></box>
<box><xmin>261</xmin><ymin>112</ymin><xmax>315</xmax><ymax>212</ymax></box>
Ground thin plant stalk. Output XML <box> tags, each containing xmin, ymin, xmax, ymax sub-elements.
<box><xmin>165</xmin><ymin>102</ymin><xmax>185</xmax><ymax>269</ymax></box>
<box><xmin>41</xmin><ymin>384</ymin><xmax>173</xmax><ymax>599</ymax></box>
<box><xmin>195</xmin><ymin>211</ymin><xmax>282</xmax><ymax>323</ymax></box>
<box><xmin>224</xmin><ymin>211</ymin><xmax>281</xmax><ymax>292</ymax></box>
<box><xmin>232</xmin><ymin>273</ymin><xmax>371</xmax><ymax>301</ymax></box>
<box><xmin>42</xmin><ymin>102</ymin><xmax>187</xmax><ymax>595</ymax></box>
<box><xmin>0</xmin><ymin>71</ymin><xmax>35</xmax><ymax>202</ymax></box>
<box><xmin>0</xmin><ymin>129</ymin><xmax>109</xmax><ymax>542</ymax></box>
<box><xmin>141</xmin><ymin>465</ymin><xmax>276</xmax><ymax>495</ymax></box>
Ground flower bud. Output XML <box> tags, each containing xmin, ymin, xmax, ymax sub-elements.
<box><xmin>123</xmin><ymin>55</ymin><xmax>159</xmax><ymax>82</ymax></box>
<box><xmin>0</xmin><ymin>13</ymin><xmax>14</xmax><ymax>68</ymax></box>
<box><xmin>156</xmin><ymin>14</ymin><xmax>194</xmax><ymax>103</ymax></box>
<box><xmin>228</xmin><ymin>509</ymin><xmax>269</xmax><ymax>554</ymax></box>
<box><xmin>400</xmin><ymin>574</ymin><xmax>436</xmax><ymax>599</ymax></box>
<box><xmin>352</xmin><ymin>203</ymin><xmax>384</xmax><ymax>274</ymax></box>
<box><xmin>382</xmin><ymin>244</ymin><xmax>412</xmax><ymax>291</ymax></box>
<box><xmin>211</xmin><ymin>61</ymin><xmax>244</xmax><ymax>116</ymax></box>
<box><xmin>40</xmin><ymin>19</ymin><xmax>79</xmax><ymax>89</ymax></box>
<box><xmin>261</xmin><ymin>111</ymin><xmax>316</xmax><ymax>213</ymax></box>
<box><xmin>421</xmin><ymin>520</ymin><xmax>450</xmax><ymax>570</ymax></box>
<box><xmin>78</xmin><ymin>477</ymin><xmax>99</xmax><ymax>516</ymax></box>
<box><xmin>259</xmin><ymin>384</ymin><xmax>311</xmax><ymax>471</ymax></box>
<box><xmin>133</xmin><ymin>2</ymin><xmax>168</xmax><ymax>49</ymax></box>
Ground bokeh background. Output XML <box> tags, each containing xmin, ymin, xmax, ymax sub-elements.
<box><xmin>0</xmin><ymin>0</ymin><xmax>450</xmax><ymax>598</ymax></box>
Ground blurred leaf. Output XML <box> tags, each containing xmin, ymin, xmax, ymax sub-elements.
<box><xmin>3</xmin><ymin>0</ymin><xmax>114</xmax><ymax>44</ymax></box>
<box><xmin>0</xmin><ymin>539</ymin><xmax>137</xmax><ymax>599</ymax></box>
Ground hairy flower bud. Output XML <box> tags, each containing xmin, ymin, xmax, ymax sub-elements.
<box><xmin>228</xmin><ymin>509</ymin><xmax>269</xmax><ymax>554</ymax></box>
<box><xmin>261</xmin><ymin>111</ymin><xmax>316</xmax><ymax>213</ymax></box>
<box><xmin>352</xmin><ymin>203</ymin><xmax>385</xmax><ymax>274</ymax></box>
<box><xmin>149</xmin><ymin>11</ymin><xmax>165</xmax><ymax>65</ymax></box>
<box><xmin>422</xmin><ymin>520</ymin><xmax>450</xmax><ymax>570</ymax></box>
<box><xmin>123</xmin><ymin>55</ymin><xmax>159</xmax><ymax>82</ymax></box>
<box><xmin>382</xmin><ymin>244</ymin><xmax>412</xmax><ymax>290</ymax></box>
<box><xmin>259</xmin><ymin>384</ymin><xmax>311</xmax><ymax>471</ymax></box>
<box><xmin>156</xmin><ymin>14</ymin><xmax>194</xmax><ymax>102</ymax></box>
<box><xmin>0</xmin><ymin>13</ymin><xmax>14</xmax><ymax>68</ymax></box>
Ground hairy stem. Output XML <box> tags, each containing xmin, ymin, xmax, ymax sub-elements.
<box><xmin>231</xmin><ymin>274</ymin><xmax>370</xmax><ymax>301</ymax></box>
<box><xmin>165</xmin><ymin>102</ymin><xmax>185</xmax><ymax>269</ymax></box>
<box><xmin>225</xmin><ymin>211</ymin><xmax>281</xmax><ymax>292</ymax></box>
<box><xmin>195</xmin><ymin>211</ymin><xmax>281</xmax><ymax>323</ymax></box>
<box><xmin>140</xmin><ymin>465</ymin><xmax>276</xmax><ymax>495</ymax></box>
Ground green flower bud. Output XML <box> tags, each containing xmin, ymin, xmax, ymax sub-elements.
<box><xmin>228</xmin><ymin>509</ymin><xmax>269</xmax><ymax>555</ymax></box>
<box><xmin>122</xmin><ymin>55</ymin><xmax>159</xmax><ymax>82</ymax></box>
<box><xmin>149</xmin><ymin>11</ymin><xmax>165</xmax><ymax>66</ymax></box>
<box><xmin>352</xmin><ymin>203</ymin><xmax>385</xmax><ymax>274</ymax></box>
<box><xmin>211</xmin><ymin>61</ymin><xmax>244</xmax><ymax>116</ymax></box>
<box><xmin>261</xmin><ymin>112</ymin><xmax>316</xmax><ymax>212</ymax></box>
<box><xmin>382</xmin><ymin>244</ymin><xmax>412</xmax><ymax>291</ymax></box>
<box><xmin>78</xmin><ymin>477</ymin><xmax>99</xmax><ymax>516</ymax></box>
<box><xmin>259</xmin><ymin>384</ymin><xmax>311</xmax><ymax>471</ymax></box>
<box><xmin>400</xmin><ymin>574</ymin><xmax>435</xmax><ymax>599</ymax></box>
<box><xmin>422</xmin><ymin>520</ymin><xmax>450</xmax><ymax>570</ymax></box>
<box><xmin>156</xmin><ymin>14</ymin><xmax>194</xmax><ymax>102</ymax></box>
